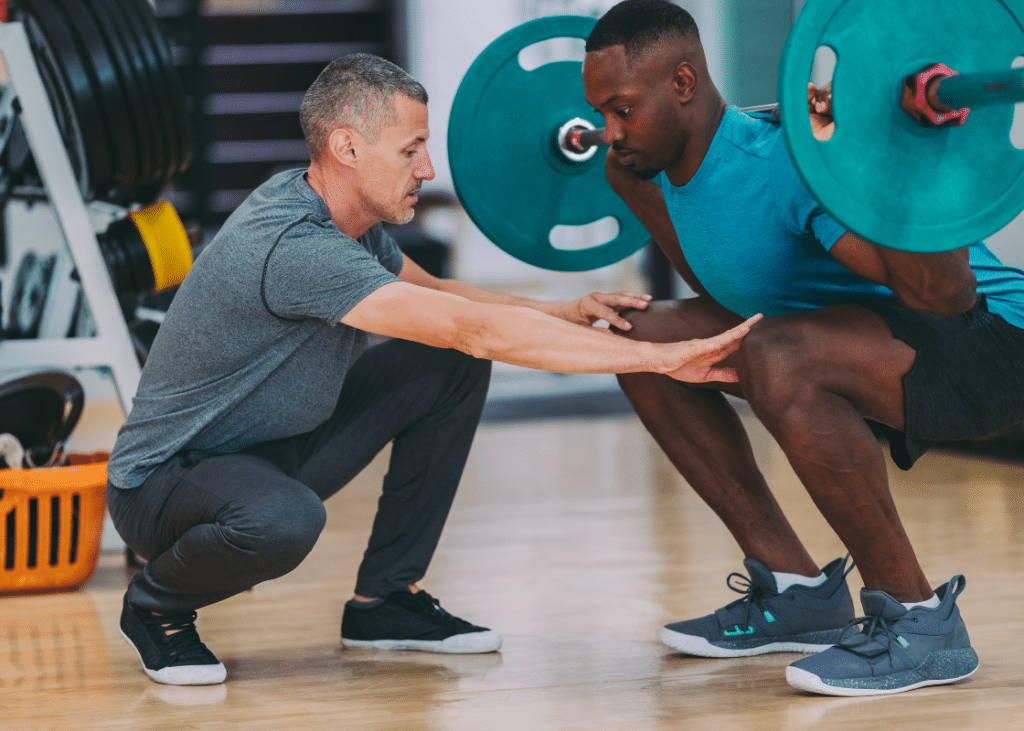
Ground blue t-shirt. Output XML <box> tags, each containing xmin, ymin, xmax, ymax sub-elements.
<box><xmin>658</xmin><ymin>107</ymin><xmax>1024</xmax><ymax>329</ymax></box>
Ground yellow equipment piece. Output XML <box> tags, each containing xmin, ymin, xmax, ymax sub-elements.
<box><xmin>128</xmin><ymin>200</ymin><xmax>193</xmax><ymax>292</ymax></box>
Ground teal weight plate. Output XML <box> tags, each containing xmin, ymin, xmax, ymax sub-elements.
<box><xmin>780</xmin><ymin>0</ymin><xmax>1024</xmax><ymax>252</ymax></box>
<box><xmin>448</xmin><ymin>15</ymin><xmax>649</xmax><ymax>271</ymax></box>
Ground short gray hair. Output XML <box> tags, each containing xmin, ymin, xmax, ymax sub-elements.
<box><xmin>300</xmin><ymin>53</ymin><xmax>428</xmax><ymax>161</ymax></box>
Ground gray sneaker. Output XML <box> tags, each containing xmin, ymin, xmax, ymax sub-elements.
<box><xmin>661</xmin><ymin>556</ymin><xmax>855</xmax><ymax>657</ymax></box>
<box><xmin>786</xmin><ymin>575</ymin><xmax>979</xmax><ymax>696</ymax></box>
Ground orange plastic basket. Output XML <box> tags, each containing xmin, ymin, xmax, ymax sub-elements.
<box><xmin>0</xmin><ymin>455</ymin><xmax>108</xmax><ymax>594</ymax></box>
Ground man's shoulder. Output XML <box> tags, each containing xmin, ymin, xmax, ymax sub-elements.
<box><xmin>720</xmin><ymin>107</ymin><xmax>784</xmax><ymax>163</ymax></box>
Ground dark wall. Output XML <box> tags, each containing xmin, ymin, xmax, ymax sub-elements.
<box><xmin>155</xmin><ymin>0</ymin><xmax>404</xmax><ymax>230</ymax></box>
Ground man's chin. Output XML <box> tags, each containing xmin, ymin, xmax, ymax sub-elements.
<box><xmin>386</xmin><ymin>209</ymin><xmax>416</xmax><ymax>226</ymax></box>
<box><xmin>632</xmin><ymin>166</ymin><xmax>661</xmax><ymax>181</ymax></box>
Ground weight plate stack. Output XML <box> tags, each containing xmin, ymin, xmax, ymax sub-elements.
<box><xmin>7</xmin><ymin>0</ymin><xmax>191</xmax><ymax>202</ymax></box>
<box><xmin>122</xmin><ymin>0</ymin><xmax>191</xmax><ymax>176</ymax></box>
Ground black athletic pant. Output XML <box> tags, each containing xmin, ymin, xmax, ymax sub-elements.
<box><xmin>107</xmin><ymin>339</ymin><xmax>491</xmax><ymax>615</ymax></box>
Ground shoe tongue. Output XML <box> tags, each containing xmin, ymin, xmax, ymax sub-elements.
<box><xmin>860</xmin><ymin>589</ymin><xmax>907</xmax><ymax>620</ymax></box>
<box><xmin>742</xmin><ymin>558</ymin><xmax>779</xmax><ymax>592</ymax></box>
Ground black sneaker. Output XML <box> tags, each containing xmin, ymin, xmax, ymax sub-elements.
<box><xmin>119</xmin><ymin>595</ymin><xmax>227</xmax><ymax>685</ymax></box>
<box><xmin>341</xmin><ymin>590</ymin><xmax>502</xmax><ymax>653</ymax></box>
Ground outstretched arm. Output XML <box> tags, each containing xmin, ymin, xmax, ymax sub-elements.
<box><xmin>398</xmin><ymin>255</ymin><xmax>652</xmax><ymax>331</ymax></box>
<box><xmin>341</xmin><ymin>280</ymin><xmax>761</xmax><ymax>384</ymax></box>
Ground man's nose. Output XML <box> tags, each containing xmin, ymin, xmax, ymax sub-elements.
<box><xmin>417</xmin><ymin>151</ymin><xmax>436</xmax><ymax>181</ymax></box>
<box><xmin>604</xmin><ymin>117</ymin><xmax>625</xmax><ymax>145</ymax></box>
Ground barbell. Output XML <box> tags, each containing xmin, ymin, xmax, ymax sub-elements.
<box><xmin>448</xmin><ymin>0</ymin><xmax>1024</xmax><ymax>270</ymax></box>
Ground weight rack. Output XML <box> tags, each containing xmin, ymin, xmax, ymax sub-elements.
<box><xmin>0</xmin><ymin>22</ymin><xmax>141</xmax><ymax>416</ymax></box>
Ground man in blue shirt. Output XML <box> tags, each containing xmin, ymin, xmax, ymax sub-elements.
<box><xmin>583</xmin><ymin>0</ymin><xmax>1024</xmax><ymax>696</ymax></box>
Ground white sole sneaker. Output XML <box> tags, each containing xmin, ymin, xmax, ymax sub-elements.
<box><xmin>661</xmin><ymin>626</ymin><xmax>836</xmax><ymax>657</ymax></box>
<box><xmin>343</xmin><ymin>629</ymin><xmax>502</xmax><ymax>654</ymax></box>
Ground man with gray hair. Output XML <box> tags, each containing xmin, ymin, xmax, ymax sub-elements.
<box><xmin>107</xmin><ymin>53</ymin><xmax>757</xmax><ymax>686</ymax></box>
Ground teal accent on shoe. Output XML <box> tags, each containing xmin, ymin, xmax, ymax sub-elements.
<box><xmin>786</xmin><ymin>575</ymin><xmax>979</xmax><ymax>697</ymax></box>
<box><xmin>764</xmin><ymin>610</ymin><xmax>776</xmax><ymax>623</ymax></box>
<box><xmin>724</xmin><ymin>625</ymin><xmax>754</xmax><ymax>636</ymax></box>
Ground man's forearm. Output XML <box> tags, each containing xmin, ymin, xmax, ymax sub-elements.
<box><xmin>454</xmin><ymin>302</ymin><xmax>666</xmax><ymax>375</ymax></box>
<box><xmin>431</xmin><ymin>278</ymin><xmax>562</xmax><ymax>317</ymax></box>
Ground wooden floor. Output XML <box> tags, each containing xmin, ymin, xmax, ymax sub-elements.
<box><xmin>3</xmin><ymin>405</ymin><xmax>1024</xmax><ymax>730</ymax></box>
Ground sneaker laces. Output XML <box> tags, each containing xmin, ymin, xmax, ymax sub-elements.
<box><xmin>719</xmin><ymin>555</ymin><xmax>852</xmax><ymax>635</ymax></box>
<box><xmin>411</xmin><ymin>591</ymin><xmax>481</xmax><ymax>634</ymax></box>
<box><xmin>139</xmin><ymin>610</ymin><xmax>217</xmax><ymax>664</ymax></box>
<box><xmin>836</xmin><ymin>613</ymin><xmax>918</xmax><ymax>668</ymax></box>
<box><xmin>721</xmin><ymin>572</ymin><xmax>777</xmax><ymax>634</ymax></box>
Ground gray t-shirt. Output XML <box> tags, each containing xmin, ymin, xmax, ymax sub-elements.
<box><xmin>107</xmin><ymin>168</ymin><xmax>403</xmax><ymax>488</ymax></box>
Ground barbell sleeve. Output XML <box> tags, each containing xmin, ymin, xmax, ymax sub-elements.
<box><xmin>935</xmin><ymin>67</ymin><xmax>1024</xmax><ymax>110</ymax></box>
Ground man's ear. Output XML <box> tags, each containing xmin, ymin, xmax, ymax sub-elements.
<box><xmin>672</xmin><ymin>62</ymin><xmax>697</xmax><ymax>104</ymax></box>
<box><xmin>328</xmin><ymin>127</ymin><xmax>359</xmax><ymax>169</ymax></box>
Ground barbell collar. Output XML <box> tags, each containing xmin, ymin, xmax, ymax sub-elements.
<box><xmin>557</xmin><ymin>117</ymin><xmax>600</xmax><ymax>162</ymax></box>
<box><xmin>903</xmin><ymin>65</ymin><xmax>1024</xmax><ymax>128</ymax></box>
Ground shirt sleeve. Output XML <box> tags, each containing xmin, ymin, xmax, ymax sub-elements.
<box><xmin>769</xmin><ymin>138</ymin><xmax>847</xmax><ymax>251</ymax></box>
<box><xmin>261</xmin><ymin>215</ymin><xmax>400</xmax><ymax>324</ymax></box>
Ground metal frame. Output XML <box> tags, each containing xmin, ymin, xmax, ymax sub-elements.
<box><xmin>0</xmin><ymin>22</ymin><xmax>140</xmax><ymax>416</ymax></box>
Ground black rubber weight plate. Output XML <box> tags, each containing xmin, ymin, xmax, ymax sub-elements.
<box><xmin>80</xmin><ymin>0</ymin><xmax>161</xmax><ymax>187</ymax></box>
<box><xmin>85</xmin><ymin>0</ymin><xmax>167</xmax><ymax>186</ymax></box>
<box><xmin>12</xmin><ymin>0</ymin><xmax>113</xmax><ymax>198</ymax></box>
<box><xmin>50</xmin><ymin>0</ymin><xmax>140</xmax><ymax>194</ymax></box>
<box><xmin>123</xmin><ymin>0</ymin><xmax>191</xmax><ymax>173</ymax></box>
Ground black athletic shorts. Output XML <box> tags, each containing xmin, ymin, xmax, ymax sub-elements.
<box><xmin>861</xmin><ymin>295</ymin><xmax>1024</xmax><ymax>470</ymax></box>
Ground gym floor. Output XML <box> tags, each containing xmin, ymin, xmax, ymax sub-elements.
<box><xmin>2</xmin><ymin>402</ymin><xmax>1023</xmax><ymax>730</ymax></box>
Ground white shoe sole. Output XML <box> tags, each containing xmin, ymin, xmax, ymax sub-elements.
<box><xmin>785</xmin><ymin>664</ymin><xmax>979</xmax><ymax>697</ymax></box>
<box><xmin>120</xmin><ymin>627</ymin><xmax>227</xmax><ymax>685</ymax></box>
<box><xmin>343</xmin><ymin>630</ymin><xmax>502</xmax><ymax>654</ymax></box>
<box><xmin>661</xmin><ymin>627</ymin><xmax>835</xmax><ymax>658</ymax></box>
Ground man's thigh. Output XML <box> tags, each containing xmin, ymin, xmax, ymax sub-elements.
<box><xmin>740</xmin><ymin>303</ymin><xmax>917</xmax><ymax>430</ymax></box>
<box><xmin>108</xmin><ymin>451</ymin><xmax>321</xmax><ymax>561</ymax></box>
<box><xmin>293</xmin><ymin>338</ymin><xmax>490</xmax><ymax>498</ymax></box>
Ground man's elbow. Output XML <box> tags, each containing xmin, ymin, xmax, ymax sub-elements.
<box><xmin>451</xmin><ymin>311</ymin><xmax>500</xmax><ymax>360</ymax></box>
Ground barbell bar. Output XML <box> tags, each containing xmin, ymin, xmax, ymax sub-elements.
<box><xmin>560</xmin><ymin>103</ymin><xmax>780</xmax><ymax>157</ymax></box>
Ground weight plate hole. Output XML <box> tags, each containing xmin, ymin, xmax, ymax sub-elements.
<box><xmin>518</xmin><ymin>37</ymin><xmax>585</xmax><ymax>72</ymax></box>
<box><xmin>549</xmin><ymin>217</ymin><xmax>619</xmax><ymax>251</ymax></box>
<box><xmin>810</xmin><ymin>45</ymin><xmax>837</xmax><ymax>142</ymax></box>
<box><xmin>1010</xmin><ymin>56</ymin><xmax>1024</xmax><ymax>149</ymax></box>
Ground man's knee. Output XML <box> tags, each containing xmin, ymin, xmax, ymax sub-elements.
<box><xmin>737</xmin><ymin>317</ymin><xmax>817</xmax><ymax>415</ymax></box>
<box><xmin>610</xmin><ymin>307</ymin><xmax>654</xmax><ymax>341</ymax></box>
<box><xmin>229</xmin><ymin>490</ymin><xmax>327</xmax><ymax>574</ymax></box>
